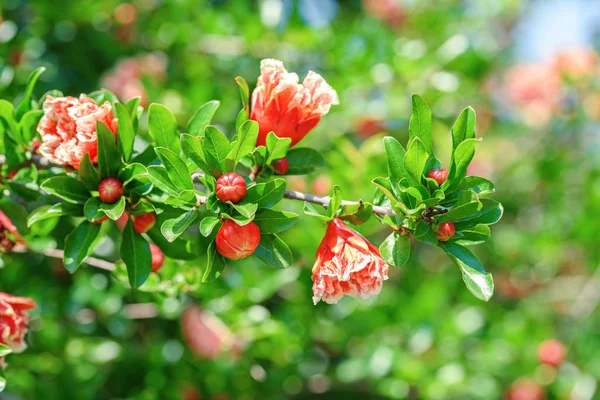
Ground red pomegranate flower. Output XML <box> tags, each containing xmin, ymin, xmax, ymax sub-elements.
<box><xmin>181</xmin><ymin>305</ymin><xmax>235</xmax><ymax>359</ymax></box>
<box><xmin>37</xmin><ymin>95</ymin><xmax>117</xmax><ymax>169</ymax></box>
<box><xmin>0</xmin><ymin>210</ymin><xmax>23</xmax><ymax>253</ymax></box>
<box><xmin>312</xmin><ymin>218</ymin><xmax>389</xmax><ymax>305</ymax></box>
<box><xmin>0</xmin><ymin>292</ymin><xmax>36</xmax><ymax>366</ymax></box>
<box><xmin>250</xmin><ymin>59</ymin><xmax>339</xmax><ymax>147</ymax></box>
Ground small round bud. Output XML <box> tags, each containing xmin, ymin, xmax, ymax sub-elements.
<box><xmin>92</xmin><ymin>215</ymin><xmax>109</xmax><ymax>224</ymax></box>
<box><xmin>436</xmin><ymin>222</ymin><xmax>455</xmax><ymax>241</ymax></box>
<box><xmin>427</xmin><ymin>168</ymin><xmax>449</xmax><ymax>186</ymax></box>
<box><xmin>505</xmin><ymin>379</ymin><xmax>545</xmax><ymax>400</ymax></box>
<box><xmin>133</xmin><ymin>213</ymin><xmax>156</xmax><ymax>234</ymax></box>
<box><xmin>150</xmin><ymin>244</ymin><xmax>165</xmax><ymax>272</ymax></box>
<box><xmin>538</xmin><ymin>339</ymin><xmax>566</xmax><ymax>368</ymax></box>
<box><xmin>273</xmin><ymin>158</ymin><xmax>289</xmax><ymax>175</ymax></box>
<box><xmin>98</xmin><ymin>178</ymin><xmax>124</xmax><ymax>204</ymax></box>
<box><xmin>215</xmin><ymin>173</ymin><xmax>247</xmax><ymax>204</ymax></box>
<box><xmin>115</xmin><ymin>212</ymin><xmax>129</xmax><ymax>230</ymax></box>
<box><xmin>215</xmin><ymin>220</ymin><xmax>261</xmax><ymax>260</ymax></box>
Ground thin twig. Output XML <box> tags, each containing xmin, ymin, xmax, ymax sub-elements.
<box><xmin>123</xmin><ymin>303</ymin><xmax>159</xmax><ymax>319</ymax></box>
<box><xmin>284</xmin><ymin>189</ymin><xmax>397</xmax><ymax>216</ymax></box>
<box><xmin>569</xmin><ymin>265</ymin><xmax>600</xmax><ymax>319</ymax></box>
<box><xmin>41</xmin><ymin>248</ymin><xmax>116</xmax><ymax>271</ymax></box>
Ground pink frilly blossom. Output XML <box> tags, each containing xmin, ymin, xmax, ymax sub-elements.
<box><xmin>553</xmin><ymin>48</ymin><xmax>598</xmax><ymax>79</ymax></box>
<box><xmin>37</xmin><ymin>95</ymin><xmax>117</xmax><ymax>169</ymax></box>
<box><xmin>181</xmin><ymin>305</ymin><xmax>238</xmax><ymax>359</ymax></box>
<box><xmin>312</xmin><ymin>218</ymin><xmax>389</xmax><ymax>305</ymax></box>
<box><xmin>0</xmin><ymin>292</ymin><xmax>36</xmax><ymax>366</ymax></box>
<box><xmin>250</xmin><ymin>59</ymin><xmax>339</xmax><ymax>147</ymax></box>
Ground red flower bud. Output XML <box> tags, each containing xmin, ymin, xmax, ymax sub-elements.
<box><xmin>215</xmin><ymin>220</ymin><xmax>260</xmax><ymax>260</ymax></box>
<box><xmin>273</xmin><ymin>158</ymin><xmax>289</xmax><ymax>175</ymax></box>
<box><xmin>538</xmin><ymin>339</ymin><xmax>566</xmax><ymax>367</ymax></box>
<box><xmin>215</xmin><ymin>173</ymin><xmax>247</xmax><ymax>204</ymax></box>
<box><xmin>115</xmin><ymin>212</ymin><xmax>129</xmax><ymax>230</ymax></box>
<box><xmin>133</xmin><ymin>213</ymin><xmax>156</xmax><ymax>234</ymax></box>
<box><xmin>98</xmin><ymin>178</ymin><xmax>124</xmax><ymax>203</ymax></box>
<box><xmin>92</xmin><ymin>215</ymin><xmax>109</xmax><ymax>224</ymax></box>
<box><xmin>436</xmin><ymin>222</ymin><xmax>455</xmax><ymax>241</ymax></box>
<box><xmin>150</xmin><ymin>244</ymin><xmax>165</xmax><ymax>272</ymax></box>
<box><xmin>505</xmin><ymin>379</ymin><xmax>545</xmax><ymax>400</ymax></box>
<box><xmin>427</xmin><ymin>168</ymin><xmax>449</xmax><ymax>185</ymax></box>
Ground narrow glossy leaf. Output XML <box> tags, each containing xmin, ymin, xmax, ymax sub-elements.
<box><xmin>78</xmin><ymin>153</ymin><xmax>101</xmax><ymax>191</ymax></box>
<box><xmin>41</xmin><ymin>176</ymin><xmax>90</xmax><ymax>204</ymax></box>
<box><xmin>161</xmin><ymin>209</ymin><xmax>199</xmax><ymax>242</ymax></box>
<box><xmin>454</xmin><ymin>224</ymin><xmax>491</xmax><ymax>246</ymax></box>
<box><xmin>235</xmin><ymin>76</ymin><xmax>250</xmax><ymax>112</ymax></box>
<box><xmin>454</xmin><ymin>199</ymin><xmax>503</xmax><ymax>229</ymax></box>
<box><xmin>451</xmin><ymin>106</ymin><xmax>476</xmax><ymax>154</ymax></box>
<box><xmin>229</xmin><ymin>202</ymin><xmax>258</xmax><ymax>219</ymax></box>
<box><xmin>200</xmin><ymin>216</ymin><xmax>221</xmax><ymax>237</ymax></box>
<box><xmin>409</xmin><ymin>94</ymin><xmax>432</xmax><ymax>154</ymax></box>
<box><xmin>253</xmin><ymin>209</ymin><xmax>298</xmax><ymax>233</ymax></box>
<box><xmin>131</xmin><ymin>145</ymin><xmax>156</xmax><ymax>165</ymax></box>
<box><xmin>254</xmin><ymin>234</ymin><xmax>293</xmax><ymax>268</ymax></box>
<box><xmin>327</xmin><ymin>185</ymin><xmax>343</xmax><ymax>218</ymax></box>
<box><xmin>148</xmin><ymin>103</ymin><xmax>180</xmax><ymax>153</ymax></box>
<box><xmin>372</xmin><ymin>177</ymin><xmax>397</xmax><ymax>203</ymax></box>
<box><xmin>303</xmin><ymin>202</ymin><xmax>332</xmax><ymax>222</ymax></box>
<box><xmin>118</xmin><ymin>163</ymin><xmax>148</xmax><ymax>185</ymax></box>
<box><xmin>15</xmin><ymin>66</ymin><xmax>45</xmax><ymax>120</ymax></box>
<box><xmin>0</xmin><ymin>99</ymin><xmax>19</xmax><ymax>138</ymax></box>
<box><xmin>203</xmin><ymin>126</ymin><xmax>231</xmax><ymax>176</ymax></box>
<box><xmin>187</xmin><ymin>100</ymin><xmax>220</xmax><ymax>137</ymax></box>
<box><xmin>338</xmin><ymin>201</ymin><xmax>373</xmax><ymax>225</ymax></box>
<box><xmin>266</xmin><ymin>132</ymin><xmax>292</xmax><ymax>164</ymax></box>
<box><xmin>84</xmin><ymin>197</ymin><xmax>106</xmax><ymax>222</ymax></box>
<box><xmin>203</xmin><ymin>241</ymin><xmax>226</xmax><ymax>282</ymax></box>
<box><xmin>383</xmin><ymin>136</ymin><xmax>407</xmax><ymax>184</ymax></box>
<box><xmin>146</xmin><ymin>227</ymin><xmax>197</xmax><ymax>260</ymax></box>
<box><xmin>181</xmin><ymin>133</ymin><xmax>212</xmax><ymax>175</ymax></box>
<box><xmin>442</xmin><ymin>138</ymin><xmax>479</xmax><ymax>192</ymax></box>
<box><xmin>380</xmin><ymin>232</ymin><xmax>411</xmax><ymax>267</ymax></box>
<box><xmin>457</xmin><ymin>176</ymin><xmax>495</xmax><ymax>196</ymax></box>
<box><xmin>155</xmin><ymin>147</ymin><xmax>194</xmax><ymax>190</ymax></box>
<box><xmin>235</xmin><ymin>108</ymin><xmax>249</xmax><ymax>132</ymax></box>
<box><xmin>147</xmin><ymin>166</ymin><xmax>181</xmax><ymax>196</ymax></box>
<box><xmin>27</xmin><ymin>203</ymin><xmax>82</xmax><ymax>227</ymax></box>
<box><xmin>97</xmin><ymin>121</ymin><xmax>121</xmax><ymax>178</ymax></box>
<box><xmin>0</xmin><ymin>344</ymin><xmax>12</xmax><ymax>357</ymax></box>
<box><xmin>285</xmin><ymin>147</ymin><xmax>325</xmax><ymax>175</ymax></box>
<box><xmin>19</xmin><ymin>109</ymin><xmax>43</xmax><ymax>143</ymax></box>
<box><xmin>440</xmin><ymin>241</ymin><xmax>494</xmax><ymax>301</ymax></box>
<box><xmin>0</xmin><ymin>199</ymin><xmax>28</xmax><ymax>234</ymax></box>
<box><xmin>413</xmin><ymin>220</ymin><xmax>438</xmax><ymax>245</ymax></box>
<box><xmin>120</xmin><ymin>220</ymin><xmax>152</xmax><ymax>288</ymax></box>
<box><xmin>226</xmin><ymin>119</ymin><xmax>258</xmax><ymax>170</ymax></box>
<box><xmin>244</xmin><ymin>179</ymin><xmax>286</xmax><ymax>208</ymax></box>
<box><xmin>99</xmin><ymin>196</ymin><xmax>126</xmax><ymax>220</ymax></box>
<box><xmin>437</xmin><ymin>191</ymin><xmax>482</xmax><ymax>222</ymax></box>
<box><xmin>403</xmin><ymin>137</ymin><xmax>428</xmax><ymax>185</ymax></box>
<box><xmin>63</xmin><ymin>221</ymin><xmax>101</xmax><ymax>273</ymax></box>
<box><xmin>114</xmin><ymin>102</ymin><xmax>135</xmax><ymax>162</ymax></box>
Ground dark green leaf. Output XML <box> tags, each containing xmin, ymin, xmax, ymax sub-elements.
<box><xmin>413</xmin><ymin>220</ymin><xmax>438</xmax><ymax>245</ymax></box>
<box><xmin>266</xmin><ymin>132</ymin><xmax>292</xmax><ymax>164</ymax></box>
<box><xmin>454</xmin><ymin>199</ymin><xmax>503</xmax><ymax>229</ymax></box>
<box><xmin>148</xmin><ymin>103</ymin><xmax>180</xmax><ymax>153</ymax></box>
<box><xmin>229</xmin><ymin>201</ymin><xmax>258</xmax><ymax>219</ymax></box>
<box><xmin>453</xmin><ymin>224</ymin><xmax>491</xmax><ymax>246</ymax></box>
<box><xmin>63</xmin><ymin>221</ymin><xmax>101</xmax><ymax>273</ymax></box>
<box><xmin>285</xmin><ymin>147</ymin><xmax>325</xmax><ymax>175</ymax></box>
<box><xmin>155</xmin><ymin>147</ymin><xmax>194</xmax><ymax>191</ymax></box>
<box><xmin>442</xmin><ymin>138</ymin><xmax>479</xmax><ymax>192</ymax></box>
<box><xmin>200</xmin><ymin>216</ymin><xmax>221</xmax><ymax>237</ymax></box>
<box><xmin>84</xmin><ymin>197</ymin><xmax>106</xmax><ymax>222</ymax></box>
<box><xmin>28</xmin><ymin>203</ymin><xmax>82</xmax><ymax>227</ymax></box>
<box><xmin>181</xmin><ymin>133</ymin><xmax>212</xmax><ymax>175</ymax></box>
<box><xmin>383</xmin><ymin>136</ymin><xmax>407</xmax><ymax>184</ymax></box>
<box><xmin>161</xmin><ymin>209</ymin><xmax>199</xmax><ymax>242</ymax></box>
<box><xmin>187</xmin><ymin>100</ymin><xmax>220</xmax><ymax>137</ymax></box>
<box><xmin>253</xmin><ymin>209</ymin><xmax>298</xmax><ymax>233</ymax></box>
<box><xmin>146</xmin><ymin>227</ymin><xmax>197</xmax><ymax>260</ymax></box>
<box><xmin>254</xmin><ymin>234</ymin><xmax>293</xmax><ymax>268</ymax></box>
<box><xmin>96</xmin><ymin>121</ymin><xmax>121</xmax><ymax>178</ymax></box>
<box><xmin>203</xmin><ymin>126</ymin><xmax>231</xmax><ymax>176</ymax></box>
<box><xmin>78</xmin><ymin>153</ymin><xmax>101</xmax><ymax>191</ymax></box>
<box><xmin>457</xmin><ymin>176</ymin><xmax>495</xmax><ymax>196</ymax></box>
<box><xmin>379</xmin><ymin>232</ymin><xmax>411</xmax><ymax>267</ymax></box>
<box><xmin>440</xmin><ymin>241</ymin><xmax>494</xmax><ymax>301</ymax></box>
<box><xmin>437</xmin><ymin>191</ymin><xmax>482</xmax><ymax>222</ymax></box>
<box><xmin>203</xmin><ymin>241</ymin><xmax>226</xmax><ymax>282</ymax></box>
<box><xmin>404</xmin><ymin>137</ymin><xmax>428</xmax><ymax>185</ymax></box>
<box><xmin>226</xmin><ymin>119</ymin><xmax>258</xmax><ymax>171</ymax></box>
<box><xmin>147</xmin><ymin>166</ymin><xmax>181</xmax><ymax>196</ymax></box>
<box><xmin>15</xmin><ymin>66</ymin><xmax>45</xmax><ymax>121</ymax></box>
<box><xmin>303</xmin><ymin>202</ymin><xmax>331</xmax><ymax>222</ymax></box>
<box><xmin>409</xmin><ymin>94</ymin><xmax>432</xmax><ymax>154</ymax></box>
<box><xmin>114</xmin><ymin>102</ymin><xmax>135</xmax><ymax>162</ymax></box>
<box><xmin>120</xmin><ymin>220</ymin><xmax>152</xmax><ymax>288</ymax></box>
<box><xmin>99</xmin><ymin>196</ymin><xmax>126</xmax><ymax>220</ymax></box>
<box><xmin>41</xmin><ymin>176</ymin><xmax>90</xmax><ymax>204</ymax></box>
<box><xmin>244</xmin><ymin>179</ymin><xmax>286</xmax><ymax>208</ymax></box>
<box><xmin>19</xmin><ymin>110</ymin><xmax>43</xmax><ymax>143</ymax></box>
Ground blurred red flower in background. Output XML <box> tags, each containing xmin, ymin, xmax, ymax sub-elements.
<box><xmin>181</xmin><ymin>305</ymin><xmax>237</xmax><ymax>359</ymax></box>
<box><xmin>251</xmin><ymin>59</ymin><xmax>339</xmax><ymax>147</ymax></box>
<box><xmin>312</xmin><ymin>218</ymin><xmax>389</xmax><ymax>304</ymax></box>
<box><xmin>0</xmin><ymin>210</ymin><xmax>23</xmax><ymax>253</ymax></box>
<box><xmin>0</xmin><ymin>293</ymin><xmax>36</xmax><ymax>366</ymax></box>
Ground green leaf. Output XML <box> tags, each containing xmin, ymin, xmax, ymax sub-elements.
<box><xmin>453</xmin><ymin>224</ymin><xmax>491</xmax><ymax>246</ymax></box>
<box><xmin>454</xmin><ymin>199</ymin><xmax>503</xmax><ymax>229</ymax></box>
<box><xmin>203</xmin><ymin>241</ymin><xmax>226</xmax><ymax>282</ymax></box>
<box><xmin>0</xmin><ymin>375</ymin><xmax>6</xmax><ymax>392</ymax></box>
<box><xmin>114</xmin><ymin>102</ymin><xmax>135</xmax><ymax>162</ymax></box>
<box><xmin>383</xmin><ymin>136</ymin><xmax>408</xmax><ymax>185</ymax></box>
<box><xmin>187</xmin><ymin>100</ymin><xmax>220</xmax><ymax>137</ymax></box>
<box><xmin>28</xmin><ymin>203</ymin><xmax>83</xmax><ymax>227</ymax></box>
<box><xmin>266</xmin><ymin>132</ymin><xmax>292</xmax><ymax>164</ymax></box>
<box><xmin>327</xmin><ymin>185</ymin><xmax>343</xmax><ymax>219</ymax></box>
<box><xmin>84</xmin><ymin>197</ymin><xmax>106</xmax><ymax>222</ymax></box>
<box><xmin>457</xmin><ymin>176</ymin><xmax>495</xmax><ymax>196</ymax></box>
<box><xmin>235</xmin><ymin>76</ymin><xmax>250</xmax><ymax>113</ymax></box>
<box><xmin>226</xmin><ymin>120</ymin><xmax>258</xmax><ymax>171</ymax></box>
<box><xmin>409</xmin><ymin>94</ymin><xmax>433</xmax><ymax>154</ymax></box>
<box><xmin>0</xmin><ymin>344</ymin><xmax>12</xmax><ymax>357</ymax></box>
<box><xmin>285</xmin><ymin>147</ymin><xmax>325</xmax><ymax>175</ymax></box>
<box><xmin>148</xmin><ymin>103</ymin><xmax>180</xmax><ymax>153</ymax></box>
<box><xmin>161</xmin><ymin>209</ymin><xmax>199</xmax><ymax>242</ymax></box>
<box><xmin>181</xmin><ymin>133</ymin><xmax>212</xmax><ymax>175</ymax></box>
<box><xmin>442</xmin><ymin>138</ymin><xmax>479</xmax><ymax>192</ymax></box>
<box><xmin>200</xmin><ymin>216</ymin><xmax>221</xmax><ymax>237</ymax></box>
<box><xmin>147</xmin><ymin>166</ymin><xmax>181</xmax><ymax>196</ymax></box>
<box><xmin>379</xmin><ymin>232</ymin><xmax>411</xmax><ymax>267</ymax></box>
<box><xmin>96</xmin><ymin>121</ymin><xmax>121</xmax><ymax>178</ymax></box>
<box><xmin>120</xmin><ymin>220</ymin><xmax>152</xmax><ymax>288</ymax></box>
<box><xmin>303</xmin><ymin>202</ymin><xmax>331</xmax><ymax>222</ymax></box>
<box><xmin>118</xmin><ymin>163</ymin><xmax>148</xmax><ymax>186</ymax></box>
<box><xmin>437</xmin><ymin>191</ymin><xmax>482</xmax><ymax>222</ymax></box>
<box><xmin>229</xmin><ymin>202</ymin><xmax>258</xmax><ymax>219</ymax></box>
<box><xmin>404</xmin><ymin>137</ymin><xmax>428</xmax><ymax>185</ymax></box>
<box><xmin>146</xmin><ymin>227</ymin><xmax>197</xmax><ymax>260</ymax></box>
<box><xmin>0</xmin><ymin>199</ymin><xmax>28</xmax><ymax>234</ymax></box>
<box><xmin>41</xmin><ymin>176</ymin><xmax>90</xmax><ymax>204</ymax></box>
<box><xmin>254</xmin><ymin>234</ymin><xmax>293</xmax><ymax>268</ymax></box>
<box><xmin>63</xmin><ymin>221</ymin><xmax>101</xmax><ymax>273</ymax></box>
<box><xmin>235</xmin><ymin>108</ymin><xmax>249</xmax><ymax>132</ymax></box>
<box><xmin>155</xmin><ymin>147</ymin><xmax>194</xmax><ymax>191</ymax></box>
<box><xmin>0</xmin><ymin>99</ymin><xmax>19</xmax><ymax>140</ymax></box>
<box><xmin>19</xmin><ymin>109</ymin><xmax>43</xmax><ymax>143</ymax></box>
<box><xmin>440</xmin><ymin>242</ymin><xmax>493</xmax><ymax>301</ymax></box>
<box><xmin>253</xmin><ymin>209</ymin><xmax>298</xmax><ymax>233</ymax></box>
<box><xmin>244</xmin><ymin>179</ymin><xmax>286</xmax><ymax>208</ymax></box>
<box><xmin>372</xmin><ymin>177</ymin><xmax>397</xmax><ymax>203</ymax></box>
<box><xmin>131</xmin><ymin>145</ymin><xmax>156</xmax><ymax>165</ymax></box>
<box><xmin>99</xmin><ymin>196</ymin><xmax>126</xmax><ymax>220</ymax></box>
<box><xmin>203</xmin><ymin>126</ymin><xmax>231</xmax><ymax>177</ymax></box>
<box><xmin>413</xmin><ymin>220</ymin><xmax>438</xmax><ymax>245</ymax></box>
<box><xmin>15</xmin><ymin>66</ymin><xmax>45</xmax><ymax>121</ymax></box>
<box><xmin>338</xmin><ymin>201</ymin><xmax>373</xmax><ymax>225</ymax></box>
<box><xmin>451</xmin><ymin>106</ymin><xmax>476</xmax><ymax>154</ymax></box>
<box><xmin>78</xmin><ymin>153</ymin><xmax>101</xmax><ymax>191</ymax></box>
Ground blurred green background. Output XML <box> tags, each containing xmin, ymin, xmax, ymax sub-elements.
<box><xmin>1</xmin><ymin>0</ymin><xmax>600</xmax><ymax>399</ymax></box>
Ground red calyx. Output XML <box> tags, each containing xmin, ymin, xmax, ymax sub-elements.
<box><xmin>215</xmin><ymin>219</ymin><xmax>261</xmax><ymax>260</ymax></box>
<box><xmin>98</xmin><ymin>178</ymin><xmax>124</xmax><ymax>203</ymax></box>
<box><xmin>436</xmin><ymin>222</ymin><xmax>455</xmax><ymax>242</ymax></box>
<box><xmin>538</xmin><ymin>339</ymin><xmax>566</xmax><ymax>368</ymax></box>
<box><xmin>133</xmin><ymin>213</ymin><xmax>156</xmax><ymax>234</ymax></box>
<box><xmin>427</xmin><ymin>168</ymin><xmax>449</xmax><ymax>186</ymax></box>
<box><xmin>215</xmin><ymin>173</ymin><xmax>247</xmax><ymax>204</ymax></box>
<box><xmin>150</xmin><ymin>244</ymin><xmax>165</xmax><ymax>272</ymax></box>
<box><xmin>92</xmin><ymin>215</ymin><xmax>109</xmax><ymax>224</ymax></box>
<box><xmin>273</xmin><ymin>158</ymin><xmax>289</xmax><ymax>175</ymax></box>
